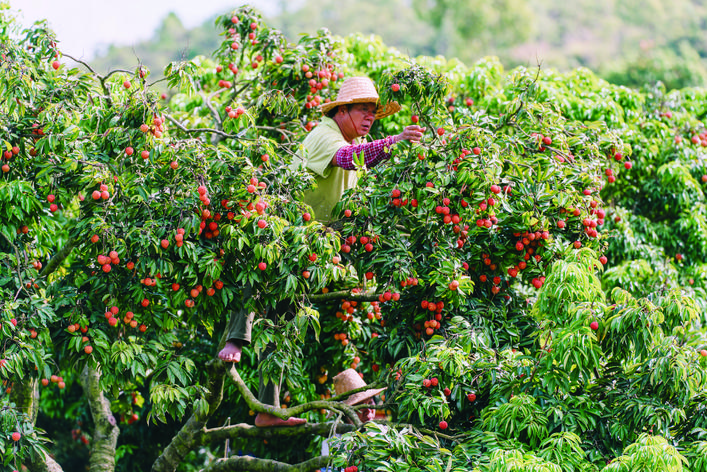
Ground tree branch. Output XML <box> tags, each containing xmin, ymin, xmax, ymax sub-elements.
<box><xmin>9</xmin><ymin>380</ymin><xmax>61</xmax><ymax>472</ymax></box>
<box><xmin>25</xmin><ymin>450</ymin><xmax>64</xmax><ymax>472</ymax></box>
<box><xmin>203</xmin><ymin>454</ymin><xmax>330</xmax><ymax>472</ymax></box>
<box><xmin>200</xmin><ymin>421</ymin><xmax>355</xmax><ymax>443</ymax></box>
<box><xmin>79</xmin><ymin>364</ymin><xmax>120</xmax><ymax>472</ymax></box>
<box><xmin>162</xmin><ymin>113</ymin><xmax>242</xmax><ymax>140</ymax></box>
<box><xmin>40</xmin><ymin>237</ymin><xmax>78</xmax><ymax>279</ymax></box>
<box><xmin>227</xmin><ymin>366</ymin><xmax>361</xmax><ymax>427</ymax></box>
<box><xmin>151</xmin><ymin>360</ymin><xmax>227</xmax><ymax>472</ymax></box>
<box><xmin>10</xmin><ymin>378</ymin><xmax>39</xmax><ymax>424</ymax></box>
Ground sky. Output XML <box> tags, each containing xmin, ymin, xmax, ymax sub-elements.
<box><xmin>11</xmin><ymin>0</ymin><xmax>280</xmax><ymax>59</ymax></box>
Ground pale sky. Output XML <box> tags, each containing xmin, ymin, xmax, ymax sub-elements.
<box><xmin>11</xmin><ymin>0</ymin><xmax>280</xmax><ymax>59</ymax></box>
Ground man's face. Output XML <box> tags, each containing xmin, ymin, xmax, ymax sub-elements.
<box><xmin>344</xmin><ymin>103</ymin><xmax>377</xmax><ymax>138</ymax></box>
<box><xmin>356</xmin><ymin>398</ymin><xmax>376</xmax><ymax>423</ymax></box>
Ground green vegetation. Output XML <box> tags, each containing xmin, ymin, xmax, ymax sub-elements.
<box><xmin>1</xmin><ymin>3</ymin><xmax>707</xmax><ymax>472</ymax></box>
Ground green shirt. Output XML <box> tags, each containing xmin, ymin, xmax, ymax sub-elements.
<box><xmin>291</xmin><ymin>117</ymin><xmax>360</xmax><ymax>224</ymax></box>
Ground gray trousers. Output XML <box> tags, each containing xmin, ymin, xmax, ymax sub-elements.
<box><xmin>225</xmin><ymin>285</ymin><xmax>293</xmax><ymax>407</ymax></box>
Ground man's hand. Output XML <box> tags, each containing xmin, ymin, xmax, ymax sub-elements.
<box><xmin>396</xmin><ymin>125</ymin><xmax>426</xmax><ymax>143</ymax></box>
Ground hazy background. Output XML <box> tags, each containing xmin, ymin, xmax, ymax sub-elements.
<box><xmin>12</xmin><ymin>0</ymin><xmax>707</xmax><ymax>90</ymax></box>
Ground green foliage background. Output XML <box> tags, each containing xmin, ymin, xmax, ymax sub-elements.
<box><xmin>1</xmin><ymin>2</ymin><xmax>707</xmax><ymax>472</ymax></box>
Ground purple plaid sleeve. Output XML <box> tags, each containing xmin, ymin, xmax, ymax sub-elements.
<box><xmin>333</xmin><ymin>136</ymin><xmax>398</xmax><ymax>170</ymax></box>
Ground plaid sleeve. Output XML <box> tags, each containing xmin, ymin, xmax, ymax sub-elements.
<box><xmin>334</xmin><ymin>136</ymin><xmax>398</xmax><ymax>170</ymax></box>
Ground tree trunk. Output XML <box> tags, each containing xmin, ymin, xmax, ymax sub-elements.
<box><xmin>25</xmin><ymin>451</ymin><xmax>64</xmax><ymax>472</ymax></box>
<box><xmin>80</xmin><ymin>364</ymin><xmax>120</xmax><ymax>472</ymax></box>
<box><xmin>11</xmin><ymin>378</ymin><xmax>39</xmax><ymax>424</ymax></box>
<box><xmin>151</xmin><ymin>360</ymin><xmax>226</xmax><ymax>472</ymax></box>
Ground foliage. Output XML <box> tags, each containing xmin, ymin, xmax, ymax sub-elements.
<box><xmin>0</xmin><ymin>3</ymin><xmax>706</xmax><ymax>472</ymax></box>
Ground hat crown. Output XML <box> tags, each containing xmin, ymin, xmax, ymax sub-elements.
<box><xmin>333</xmin><ymin>368</ymin><xmax>368</xmax><ymax>396</ymax></box>
<box><xmin>333</xmin><ymin>77</ymin><xmax>380</xmax><ymax>105</ymax></box>
<box><xmin>332</xmin><ymin>369</ymin><xmax>386</xmax><ymax>405</ymax></box>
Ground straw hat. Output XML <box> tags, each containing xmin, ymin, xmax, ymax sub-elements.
<box><xmin>333</xmin><ymin>368</ymin><xmax>386</xmax><ymax>405</ymax></box>
<box><xmin>320</xmin><ymin>77</ymin><xmax>401</xmax><ymax>120</ymax></box>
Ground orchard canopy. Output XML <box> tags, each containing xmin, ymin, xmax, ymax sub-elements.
<box><xmin>1</xmin><ymin>5</ymin><xmax>707</xmax><ymax>472</ymax></box>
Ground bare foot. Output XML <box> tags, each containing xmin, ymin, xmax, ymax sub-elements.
<box><xmin>255</xmin><ymin>412</ymin><xmax>307</xmax><ymax>427</ymax></box>
<box><xmin>218</xmin><ymin>340</ymin><xmax>242</xmax><ymax>362</ymax></box>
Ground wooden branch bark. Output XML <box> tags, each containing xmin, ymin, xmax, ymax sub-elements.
<box><xmin>25</xmin><ymin>450</ymin><xmax>64</xmax><ymax>472</ymax></box>
<box><xmin>10</xmin><ymin>378</ymin><xmax>39</xmax><ymax>424</ymax></box>
<box><xmin>227</xmin><ymin>366</ymin><xmax>362</xmax><ymax>427</ymax></box>
<box><xmin>79</xmin><ymin>364</ymin><xmax>120</xmax><ymax>472</ymax></box>
<box><xmin>200</xmin><ymin>421</ymin><xmax>355</xmax><ymax>443</ymax></box>
<box><xmin>151</xmin><ymin>360</ymin><xmax>227</xmax><ymax>472</ymax></box>
<box><xmin>40</xmin><ymin>237</ymin><xmax>77</xmax><ymax>279</ymax></box>
<box><xmin>202</xmin><ymin>454</ymin><xmax>330</xmax><ymax>472</ymax></box>
<box><xmin>13</xmin><ymin>379</ymin><xmax>64</xmax><ymax>472</ymax></box>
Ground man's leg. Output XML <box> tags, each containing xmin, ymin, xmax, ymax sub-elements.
<box><xmin>218</xmin><ymin>285</ymin><xmax>253</xmax><ymax>362</ymax></box>
<box><xmin>254</xmin><ymin>300</ymin><xmax>306</xmax><ymax>427</ymax></box>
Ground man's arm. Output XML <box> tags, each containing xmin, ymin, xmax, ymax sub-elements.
<box><xmin>330</xmin><ymin>125</ymin><xmax>425</xmax><ymax>169</ymax></box>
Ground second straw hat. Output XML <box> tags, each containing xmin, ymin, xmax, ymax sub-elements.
<box><xmin>333</xmin><ymin>368</ymin><xmax>386</xmax><ymax>405</ymax></box>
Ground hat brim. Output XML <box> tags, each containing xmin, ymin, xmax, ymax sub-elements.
<box><xmin>375</xmin><ymin>101</ymin><xmax>401</xmax><ymax>120</ymax></box>
<box><xmin>344</xmin><ymin>386</ymin><xmax>386</xmax><ymax>405</ymax></box>
<box><xmin>320</xmin><ymin>99</ymin><xmax>401</xmax><ymax>120</ymax></box>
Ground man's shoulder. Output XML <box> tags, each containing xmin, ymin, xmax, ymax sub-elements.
<box><xmin>303</xmin><ymin>117</ymin><xmax>341</xmax><ymax>141</ymax></box>
<box><xmin>299</xmin><ymin>118</ymin><xmax>347</xmax><ymax>158</ymax></box>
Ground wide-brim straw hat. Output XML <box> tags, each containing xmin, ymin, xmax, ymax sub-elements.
<box><xmin>320</xmin><ymin>77</ymin><xmax>401</xmax><ymax>120</ymax></box>
<box><xmin>333</xmin><ymin>368</ymin><xmax>386</xmax><ymax>405</ymax></box>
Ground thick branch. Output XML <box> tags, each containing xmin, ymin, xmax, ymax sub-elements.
<box><xmin>200</xmin><ymin>421</ymin><xmax>355</xmax><ymax>443</ymax></box>
<box><xmin>227</xmin><ymin>366</ymin><xmax>361</xmax><ymax>427</ymax></box>
<box><xmin>40</xmin><ymin>237</ymin><xmax>78</xmax><ymax>279</ymax></box>
<box><xmin>10</xmin><ymin>378</ymin><xmax>39</xmax><ymax>424</ymax></box>
<box><xmin>79</xmin><ymin>364</ymin><xmax>120</xmax><ymax>472</ymax></box>
<box><xmin>151</xmin><ymin>360</ymin><xmax>227</xmax><ymax>472</ymax></box>
<box><xmin>25</xmin><ymin>450</ymin><xmax>64</xmax><ymax>472</ymax></box>
<box><xmin>203</xmin><ymin>455</ymin><xmax>330</xmax><ymax>472</ymax></box>
<box><xmin>20</xmin><ymin>378</ymin><xmax>63</xmax><ymax>472</ymax></box>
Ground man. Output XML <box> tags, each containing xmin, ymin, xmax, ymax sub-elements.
<box><xmin>293</xmin><ymin>76</ymin><xmax>425</xmax><ymax>224</ymax></box>
<box><xmin>320</xmin><ymin>368</ymin><xmax>386</xmax><ymax>471</ymax></box>
<box><xmin>331</xmin><ymin>368</ymin><xmax>385</xmax><ymax>424</ymax></box>
<box><xmin>218</xmin><ymin>77</ymin><xmax>424</xmax><ymax>427</ymax></box>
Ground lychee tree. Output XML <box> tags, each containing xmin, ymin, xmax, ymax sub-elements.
<box><xmin>0</xmin><ymin>5</ymin><xmax>706</xmax><ymax>472</ymax></box>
